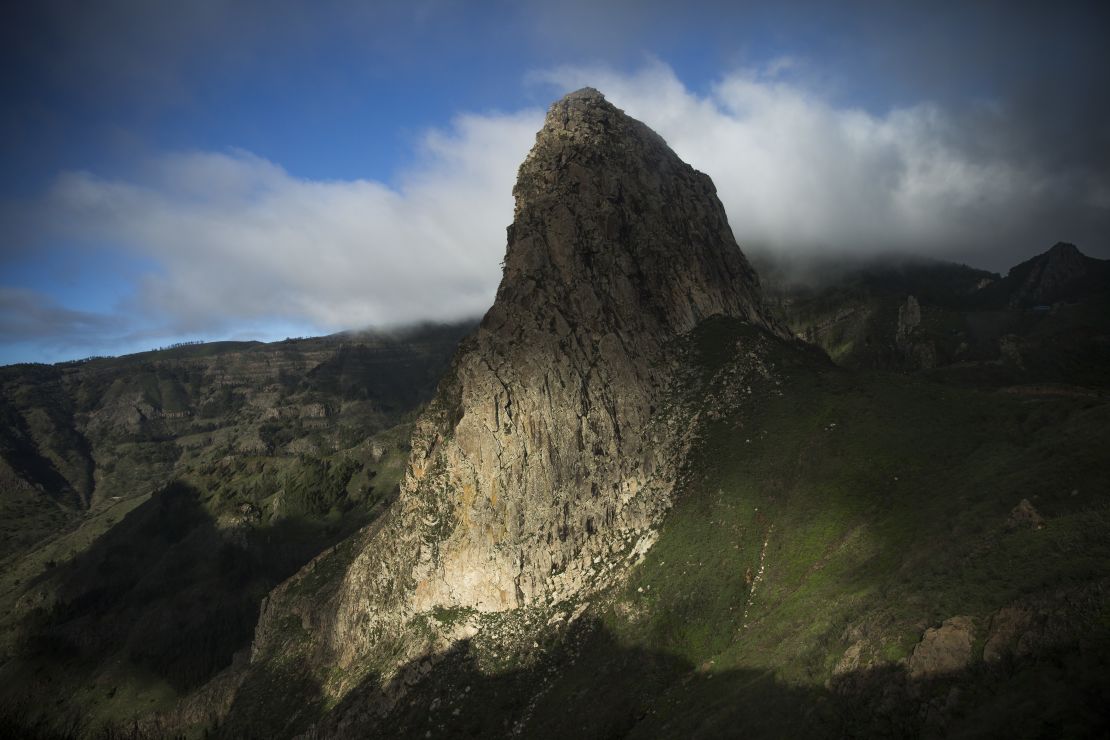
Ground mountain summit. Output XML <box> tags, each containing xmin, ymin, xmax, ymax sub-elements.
<box><xmin>1001</xmin><ymin>241</ymin><xmax>1110</xmax><ymax>307</ymax></box>
<box><xmin>503</xmin><ymin>87</ymin><xmax>775</xmax><ymax>336</ymax></box>
<box><xmin>331</xmin><ymin>84</ymin><xmax>777</xmax><ymax>634</ymax></box>
<box><xmin>238</xmin><ymin>87</ymin><xmax>781</xmax><ymax>723</ymax></box>
<box><xmin>402</xmin><ymin>85</ymin><xmax>778</xmax><ymax>603</ymax></box>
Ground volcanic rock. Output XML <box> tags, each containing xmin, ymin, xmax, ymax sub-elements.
<box><xmin>310</xmin><ymin>88</ymin><xmax>780</xmax><ymax>672</ymax></box>
<box><xmin>907</xmin><ymin>616</ymin><xmax>975</xmax><ymax>679</ymax></box>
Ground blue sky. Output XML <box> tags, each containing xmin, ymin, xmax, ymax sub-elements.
<box><xmin>2</xmin><ymin>1</ymin><xmax>1108</xmax><ymax>364</ymax></box>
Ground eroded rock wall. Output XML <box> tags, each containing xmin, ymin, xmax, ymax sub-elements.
<box><xmin>255</xmin><ymin>89</ymin><xmax>779</xmax><ymax>682</ymax></box>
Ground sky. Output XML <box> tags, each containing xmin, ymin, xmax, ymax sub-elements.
<box><xmin>1</xmin><ymin>1</ymin><xmax>1108</xmax><ymax>364</ymax></box>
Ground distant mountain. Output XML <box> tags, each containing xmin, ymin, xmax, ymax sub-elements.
<box><xmin>0</xmin><ymin>321</ymin><xmax>474</xmax><ymax>557</ymax></box>
<box><xmin>761</xmin><ymin>244</ymin><xmax>1110</xmax><ymax>384</ymax></box>
<box><xmin>978</xmin><ymin>241</ymin><xmax>1110</xmax><ymax>308</ymax></box>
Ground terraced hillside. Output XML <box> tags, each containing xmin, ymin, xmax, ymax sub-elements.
<box><xmin>0</xmin><ymin>322</ymin><xmax>473</xmax><ymax>733</ymax></box>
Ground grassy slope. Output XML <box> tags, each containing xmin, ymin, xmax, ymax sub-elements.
<box><xmin>0</xmin><ymin>422</ymin><xmax>412</xmax><ymax>737</ymax></box>
<box><xmin>605</xmin><ymin>319</ymin><xmax>1109</xmax><ymax>735</ymax></box>
<box><xmin>586</xmin><ymin>321</ymin><xmax>1105</xmax><ymax>736</ymax></box>
<box><xmin>366</xmin><ymin>318</ymin><xmax>1110</xmax><ymax>739</ymax></box>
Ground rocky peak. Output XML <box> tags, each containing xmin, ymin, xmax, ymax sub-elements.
<box><xmin>495</xmin><ymin>88</ymin><xmax>775</xmax><ymax>338</ymax></box>
<box><xmin>290</xmin><ymin>88</ymin><xmax>779</xmax><ymax>678</ymax></box>
<box><xmin>1005</xmin><ymin>241</ymin><xmax>1109</xmax><ymax>307</ymax></box>
<box><xmin>1033</xmin><ymin>241</ymin><xmax>1085</xmax><ymax>280</ymax></box>
<box><xmin>1047</xmin><ymin>241</ymin><xmax>1080</xmax><ymax>257</ymax></box>
<box><xmin>395</xmin><ymin>87</ymin><xmax>780</xmax><ymax>610</ymax></box>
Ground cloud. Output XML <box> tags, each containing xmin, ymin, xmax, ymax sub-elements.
<box><xmin>0</xmin><ymin>288</ymin><xmax>116</xmax><ymax>347</ymax></box>
<box><xmin>6</xmin><ymin>60</ymin><xmax>1108</xmax><ymax>358</ymax></box>
<box><xmin>24</xmin><ymin>109</ymin><xmax>543</xmax><ymax>336</ymax></box>
<box><xmin>535</xmin><ymin>62</ymin><xmax>1108</xmax><ymax>265</ymax></box>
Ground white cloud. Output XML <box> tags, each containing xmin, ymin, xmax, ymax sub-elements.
<box><xmin>536</xmin><ymin>61</ymin><xmax>1092</xmax><ymax>260</ymax></box>
<box><xmin>34</xmin><ymin>109</ymin><xmax>543</xmax><ymax>335</ymax></box>
<box><xmin>16</xmin><ymin>61</ymin><xmax>1107</xmax><ymax>346</ymax></box>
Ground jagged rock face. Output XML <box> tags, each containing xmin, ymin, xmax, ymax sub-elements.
<box><xmin>502</xmin><ymin>87</ymin><xmax>771</xmax><ymax>337</ymax></box>
<box><xmin>907</xmin><ymin>616</ymin><xmax>975</xmax><ymax>679</ymax></box>
<box><xmin>1010</xmin><ymin>242</ymin><xmax>1086</xmax><ymax>306</ymax></box>
<box><xmin>328</xmin><ymin>88</ymin><xmax>776</xmax><ymax>667</ymax></box>
<box><xmin>1004</xmin><ymin>241</ymin><xmax>1110</xmax><ymax>307</ymax></box>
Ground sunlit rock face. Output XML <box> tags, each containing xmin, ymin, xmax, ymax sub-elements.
<box><xmin>320</xmin><ymin>87</ymin><xmax>778</xmax><ymax>666</ymax></box>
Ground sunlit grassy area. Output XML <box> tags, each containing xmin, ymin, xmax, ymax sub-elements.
<box><xmin>599</xmin><ymin>319</ymin><xmax>1110</xmax><ymax>734</ymax></box>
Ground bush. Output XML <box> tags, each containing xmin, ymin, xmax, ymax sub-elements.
<box><xmin>281</xmin><ymin>456</ymin><xmax>363</xmax><ymax>518</ymax></box>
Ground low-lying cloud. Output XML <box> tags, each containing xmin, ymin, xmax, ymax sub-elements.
<box><xmin>539</xmin><ymin>62</ymin><xmax>1107</xmax><ymax>263</ymax></box>
<box><xmin>24</xmin><ymin>109</ymin><xmax>542</xmax><ymax>337</ymax></box>
<box><xmin>6</xmin><ymin>61</ymin><xmax>1107</xmax><ymax>359</ymax></box>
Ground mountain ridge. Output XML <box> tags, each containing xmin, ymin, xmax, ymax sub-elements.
<box><xmin>229</xmin><ymin>88</ymin><xmax>787</xmax><ymax>731</ymax></box>
<box><xmin>760</xmin><ymin>242</ymin><xmax>1110</xmax><ymax>378</ymax></box>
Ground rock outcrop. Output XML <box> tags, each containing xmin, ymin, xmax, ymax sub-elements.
<box><xmin>1005</xmin><ymin>242</ymin><xmax>1108</xmax><ymax>308</ymax></box>
<box><xmin>1007</xmin><ymin>498</ymin><xmax>1046</xmax><ymax>530</ymax></box>
<box><xmin>907</xmin><ymin>616</ymin><xmax>975</xmax><ymax>679</ymax></box>
<box><xmin>895</xmin><ymin>294</ymin><xmax>937</xmax><ymax>369</ymax></box>
<box><xmin>275</xmin><ymin>88</ymin><xmax>780</xmax><ymax>679</ymax></box>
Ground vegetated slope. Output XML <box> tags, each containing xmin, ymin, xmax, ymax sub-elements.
<box><xmin>607</xmin><ymin>319</ymin><xmax>1109</xmax><ymax>737</ymax></box>
<box><xmin>213</xmin><ymin>92</ymin><xmax>1108</xmax><ymax>739</ymax></box>
<box><xmin>758</xmin><ymin>254</ymin><xmax>997</xmax><ymax>370</ymax></box>
<box><xmin>299</xmin><ymin>318</ymin><xmax>1109</xmax><ymax>738</ymax></box>
<box><xmin>0</xmin><ymin>322</ymin><xmax>473</xmax><ymax>735</ymax></box>
<box><xmin>0</xmin><ymin>323</ymin><xmax>473</xmax><ymax>558</ymax></box>
<box><xmin>4</xmin><ymin>79</ymin><xmax>1109</xmax><ymax>740</ymax></box>
<box><xmin>759</xmin><ymin>244</ymin><xmax>1110</xmax><ymax>383</ymax></box>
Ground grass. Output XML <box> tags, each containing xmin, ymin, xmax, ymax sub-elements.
<box><xmin>219</xmin><ymin>317</ymin><xmax>1109</xmax><ymax>738</ymax></box>
<box><xmin>0</xmin><ymin>415</ymin><xmax>418</xmax><ymax>738</ymax></box>
<box><xmin>579</xmin><ymin>318</ymin><xmax>1110</xmax><ymax>732</ymax></box>
<box><xmin>4</xmin><ymin>312</ymin><xmax>1107</xmax><ymax>737</ymax></box>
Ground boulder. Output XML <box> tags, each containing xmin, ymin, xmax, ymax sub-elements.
<box><xmin>907</xmin><ymin>615</ymin><xmax>975</xmax><ymax>679</ymax></box>
<box><xmin>1007</xmin><ymin>498</ymin><xmax>1046</xmax><ymax>530</ymax></box>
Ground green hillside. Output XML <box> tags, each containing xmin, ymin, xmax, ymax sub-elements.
<box><xmin>0</xmin><ymin>323</ymin><xmax>474</xmax><ymax>736</ymax></box>
<box><xmin>2</xmin><ymin>273</ymin><xmax>1108</xmax><ymax>738</ymax></box>
<box><xmin>316</xmin><ymin>318</ymin><xmax>1109</xmax><ymax>738</ymax></box>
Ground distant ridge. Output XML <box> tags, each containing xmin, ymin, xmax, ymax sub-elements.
<box><xmin>990</xmin><ymin>241</ymin><xmax>1110</xmax><ymax>307</ymax></box>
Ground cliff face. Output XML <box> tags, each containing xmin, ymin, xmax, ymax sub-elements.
<box><xmin>314</xmin><ymin>89</ymin><xmax>777</xmax><ymax>670</ymax></box>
